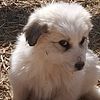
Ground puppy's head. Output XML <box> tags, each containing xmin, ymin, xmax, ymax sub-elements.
<box><xmin>23</xmin><ymin>2</ymin><xmax>92</xmax><ymax>72</ymax></box>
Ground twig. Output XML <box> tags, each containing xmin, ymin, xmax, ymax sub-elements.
<box><xmin>0</xmin><ymin>23</ymin><xmax>5</xmax><ymax>29</ymax></box>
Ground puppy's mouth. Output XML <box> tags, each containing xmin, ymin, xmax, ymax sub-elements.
<box><xmin>74</xmin><ymin>61</ymin><xmax>85</xmax><ymax>71</ymax></box>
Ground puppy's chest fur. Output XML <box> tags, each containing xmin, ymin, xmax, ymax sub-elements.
<box><xmin>20</xmin><ymin>59</ymin><xmax>84</xmax><ymax>100</ymax></box>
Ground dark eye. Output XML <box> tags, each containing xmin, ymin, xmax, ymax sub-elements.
<box><xmin>80</xmin><ymin>37</ymin><xmax>86</xmax><ymax>46</ymax></box>
<box><xmin>59</xmin><ymin>40</ymin><xmax>71</xmax><ymax>50</ymax></box>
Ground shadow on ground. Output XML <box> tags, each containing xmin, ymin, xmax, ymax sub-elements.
<box><xmin>0</xmin><ymin>3</ymin><xmax>35</xmax><ymax>42</ymax></box>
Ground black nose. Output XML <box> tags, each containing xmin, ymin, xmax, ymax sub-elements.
<box><xmin>75</xmin><ymin>62</ymin><xmax>85</xmax><ymax>70</ymax></box>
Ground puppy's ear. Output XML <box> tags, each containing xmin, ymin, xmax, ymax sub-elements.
<box><xmin>23</xmin><ymin>22</ymin><xmax>48</xmax><ymax>46</ymax></box>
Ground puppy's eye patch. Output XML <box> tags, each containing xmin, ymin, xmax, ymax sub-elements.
<box><xmin>59</xmin><ymin>40</ymin><xmax>71</xmax><ymax>50</ymax></box>
<box><xmin>79</xmin><ymin>37</ymin><xmax>87</xmax><ymax>46</ymax></box>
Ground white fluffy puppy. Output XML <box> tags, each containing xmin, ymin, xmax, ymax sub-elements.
<box><xmin>9</xmin><ymin>2</ymin><xmax>100</xmax><ymax>100</ymax></box>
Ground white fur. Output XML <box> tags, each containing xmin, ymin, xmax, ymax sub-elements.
<box><xmin>9</xmin><ymin>2</ymin><xmax>100</xmax><ymax>100</ymax></box>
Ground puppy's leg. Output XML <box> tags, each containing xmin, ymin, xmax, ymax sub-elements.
<box><xmin>79</xmin><ymin>86</ymin><xmax>100</xmax><ymax>100</ymax></box>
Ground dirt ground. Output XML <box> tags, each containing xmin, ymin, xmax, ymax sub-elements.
<box><xmin>0</xmin><ymin>0</ymin><xmax>100</xmax><ymax>100</ymax></box>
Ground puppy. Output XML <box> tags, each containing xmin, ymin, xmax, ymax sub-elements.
<box><xmin>9</xmin><ymin>2</ymin><xmax>100</xmax><ymax>100</ymax></box>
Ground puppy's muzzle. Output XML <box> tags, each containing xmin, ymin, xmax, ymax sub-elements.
<box><xmin>75</xmin><ymin>61</ymin><xmax>85</xmax><ymax>71</ymax></box>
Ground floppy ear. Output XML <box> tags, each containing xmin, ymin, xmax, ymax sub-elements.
<box><xmin>23</xmin><ymin>22</ymin><xmax>48</xmax><ymax>46</ymax></box>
